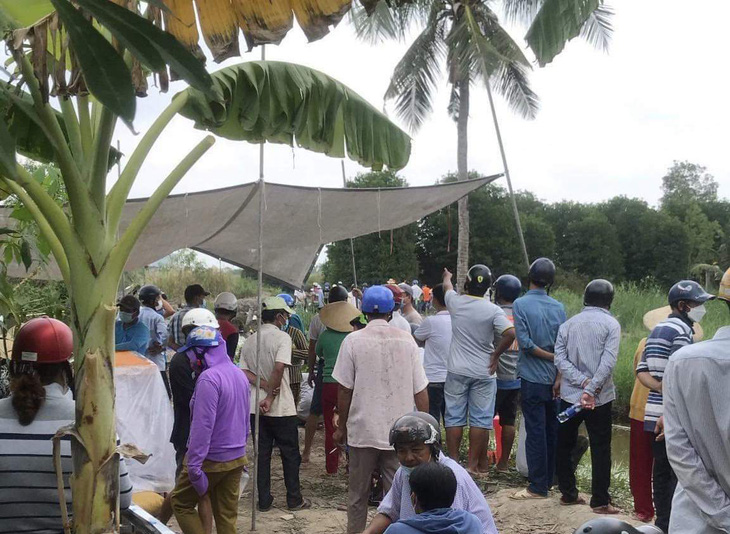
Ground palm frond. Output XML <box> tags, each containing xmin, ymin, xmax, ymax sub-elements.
<box><xmin>579</xmin><ymin>3</ymin><xmax>613</xmax><ymax>52</ymax></box>
<box><xmin>501</xmin><ymin>0</ymin><xmax>542</xmax><ymax>25</ymax></box>
<box><xmin>472</xmin><ymin>3</ymin><xmax>531</xmax><ymax>66</ymax></box>
<box><xmin>384</xmin><ymin>5</ymin><xmax>447</xmax><ymax>132</ymax></box>
<box><xmin>491</xmin><ymin>61</ymin><xmax>539</xmax><ymax>119</ymax></box>
<box><xmin>350</xmin><ymin>0</ymin><xmax>436</xmax><ymax>44</ymax></box>
<box><xmin>525</xmin><ymin>0</ymin><xmax>601</xmax><ymax>66</ymax></box>
<box><xmin>350</xmin><ymin>1</ymin><xmax>404</xmax><ymax>43</ymax></box>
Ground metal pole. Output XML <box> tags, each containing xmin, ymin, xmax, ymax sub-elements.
<box><xmin>485</xmin><ymin>80</ymin><xmax>530</xmax><ymax>271</ymax></box>
<box><xmin>251</xmin><ymin>44</ymin><xmax>265</xmax><ymax>533</ymax></box>
<box><xmin>341</xmin><ymin>161</ymin><xmax>358</xmax><ymax>287</ymax></box>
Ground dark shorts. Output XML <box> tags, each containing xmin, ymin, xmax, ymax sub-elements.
<box><xmin>309</xmin><ymin>360</ymin><xmax>324</xmax><ymax>416</ymax></box>
<box><xmin>496</xmin><ymin>388</ymin><xmax>519</xmax><ymax>427</ymax></box>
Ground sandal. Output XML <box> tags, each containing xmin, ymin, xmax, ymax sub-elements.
<box><xmin>593</xmin><ymin>504</ymin><xmax>620</xmax><ymax>515</ymax></box>
<box><xmin>560</xmin><ymin>496</ymin><xmax>586</xmax><ymax>506</ymax></box>
<box><xmin>510</xmin><ymin>488</ymin><xmax>547</xmax><ymax>500</ymax></box>
<box><xmin>288</xmin><ymin>498</ymin><xmax>312</xmax><ymax>511</ymax></box>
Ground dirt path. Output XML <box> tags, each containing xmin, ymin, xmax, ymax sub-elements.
<box><xmin>167</xmin><ymin>428</ymin><xmax>643</xmax><ymax>533</ymax></box>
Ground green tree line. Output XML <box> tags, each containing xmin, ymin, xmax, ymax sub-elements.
<box><xmin>324</xmin><ymin>161</ymin><xmax>729</xmax><ymax>291</ymax></box>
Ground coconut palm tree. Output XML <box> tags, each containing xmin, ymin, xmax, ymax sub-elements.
<box><xmin>354</xmin><ymin>0</ymin><xmax>612</xmax><ymax>282</ymax></box>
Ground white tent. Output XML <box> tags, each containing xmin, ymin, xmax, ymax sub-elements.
<box><xmin>2</xmin><ymin>175</ymin><xmax>499</xmax><ymax>287</ymax></box>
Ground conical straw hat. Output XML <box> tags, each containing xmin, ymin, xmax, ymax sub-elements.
<box><xmin>642</xmin><ymin>305</ymin><xmax>704</xmax><ymax>341</ymax></box>
<box><xmin>320</xmin><ymin>301</ymin><xmax>362</xmax><ymax>333</ymax></box>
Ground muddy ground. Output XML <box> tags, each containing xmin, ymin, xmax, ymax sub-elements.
<box><xmin>167</xmin><ymin>427</ymin><xmax>643</xmax><ymax>534</ymax></box>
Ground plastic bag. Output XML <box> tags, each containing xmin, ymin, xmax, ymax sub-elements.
<box><xmin>115</xmin><ymin>352</ymin><xmax>177</xmax><ymax>493</ymax></box>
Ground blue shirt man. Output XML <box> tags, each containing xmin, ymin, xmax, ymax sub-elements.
<box><xmin>115</xmin><ymin>295</ymin><xmax>151</xmax><ymax>356</ymax></box>
<box><xmin>511</xmin><ymin>258</ymin><xmax>566</xmax><ymax>499</ymax></box>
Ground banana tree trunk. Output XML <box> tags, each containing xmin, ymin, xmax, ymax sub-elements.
<box><xmin>456</xmin><ymin>78</ymin><xmax>470</xmax><ymax>286</ymax></box>
<box><xmin>70</xmin><ymin>268</ymin><xmax>120</xmax><ymax>533</ymax></box>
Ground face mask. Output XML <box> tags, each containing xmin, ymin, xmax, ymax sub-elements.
<box><xmin>400</xmin><ymin>465</ymin><xmax>414</xmax><ymax>476</ymax></box>
<box><xmin>155</xmin><ymin>299</ymin><xmax>163</xmax><ymax>311</ymax></box>
<box><xmin>687</xmin><ymin>304</ymin><xmax>707</xmax><ymax>324</ymax></box>
<box><xmin>119</xmin><ymin>311</ymin><xmax>135</xmax><ymax>324</ymax></box>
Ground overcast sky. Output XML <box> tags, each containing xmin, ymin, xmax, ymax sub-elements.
<box><xmin>113</xmin><ymin>0</ymin><xmax>730</xmax><ymax>208</ymax></box>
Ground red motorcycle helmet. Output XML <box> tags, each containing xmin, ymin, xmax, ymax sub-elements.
<box><xmin>11</xmin><ymin>317</ymin><xmax>74</xmax><ymax>364</ymax></box>
<box><xmin>385</xmin><ymin>284</ymin><xmax>404</xmax><ymax>306</ymax></box>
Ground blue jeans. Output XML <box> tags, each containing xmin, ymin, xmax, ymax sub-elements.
<box><xmin>521</xmin><ymin>379</ymin><xmax>558</xmax><ymax>496</ymax></box>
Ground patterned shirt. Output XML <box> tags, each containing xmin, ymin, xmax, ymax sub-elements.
<box><xmin>285</xmin><ymin>324</ymin><xmax>308</xmax><ymax>387</ymax></box>
<box><xmin>378</xmin><ymin>454</ymin><xmax>498</xmax><ymax>534</ymax></box>
<box><xmin>636</xmin><ymin>314</ymin><xmax>693</xmax><ymax>432</ymax></box>
<box><xmin>554</xmin><ymin>307</ymin><xmax>621</xmax><ymax>406</ymax></box>
<box><xmin>168</xmin><ymin>305</ymin><xmax>193</xmax><ymax>347</ymax></box>
<box><xmin>664</xmin><ymin>326</ymin><xmax>730</xmax><ymax>533</ymax></box>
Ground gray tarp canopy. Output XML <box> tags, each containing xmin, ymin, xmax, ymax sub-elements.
<box><xmin>1</xmin><ymin>175</ymin><xmax>499</xmax><ymax>288</ymax></box>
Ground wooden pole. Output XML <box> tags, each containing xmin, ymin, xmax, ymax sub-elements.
<box><xmin>485</xmin><ymin>80</ymin><xmax>530</xmax><ymax>271</ymax></box>
<box><xmin>341</xmin><ymin>161</ymin><xmax>358</xmax><ymax>287</ymax></box>
<box><xmin>251</xmin><ymin>44</ymin><xmax>265</xmax><ymax>533</ymax></box>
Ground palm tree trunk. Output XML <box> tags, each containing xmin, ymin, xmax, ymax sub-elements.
<box><xmin>456</xmin><ymin>78</ymin><xmax>470</xmax><ymax>286</ymax></box>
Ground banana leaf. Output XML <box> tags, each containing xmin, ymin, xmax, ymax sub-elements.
<box><xmin>177</xmin><ymin>61</ymin><xmax>411</xmax><ymax>171</ymax></box>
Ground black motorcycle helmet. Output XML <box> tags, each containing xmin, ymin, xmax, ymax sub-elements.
<box><xmin>493</xmin><ymin>274</ymin><xmax>522</xmax><ymax>303</ymax></box>
<box><xmin>389</xmin><ymin>412</ymin><xmax>441</xmax><ymax>460</ymax></box>
<box><xmin>573</xmin><ymin>518</ymin><xmax>663</xmax><ymax>534</ymax></box>
<box><xmin>328</xmin><ymin>285</ymin><xmax>349</xmax><ymax>304</ymax></box>
<box><xmin>528</xmin><ymin>257</ymin><xmax>556</xmax><ymax>288</ymax></box>
<box><xmin>464</xmin><ymin>264</ymin><xmax>493</xmax><ymax>296</ymax></box>
<box><xmin>584</xmin><ymin>279</ymin><xmax>615</xmax><ymax>309</ymax></box>
<box><xmin>138</xmin><ymin>284</ymin><xmax>162</xmax><ymax>305</ymax></box>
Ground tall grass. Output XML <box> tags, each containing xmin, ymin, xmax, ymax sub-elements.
<box><xmin>553</xmin><ymin>284</ymin><xmax>727</xmax><ymax>420</ymax></box>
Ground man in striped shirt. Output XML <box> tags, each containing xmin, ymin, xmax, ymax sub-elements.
<box><xmin>664</xmin><ymin>267</ymin><xmax>730</xmax><ymax>533</ymax></box>
<box><xmin>555</xmin><ymin>279</ymin><xmax>621</xmax><ymax>513</ymax></box>
<box><xmin>636</xmin><ymin>280</ymin><xmax>714</xmax><ymax>533</ymax></box>
<box><xmin>0</xmin><ymin>317</ymin><xmax>132</xmax><ymax>534</ymax></box>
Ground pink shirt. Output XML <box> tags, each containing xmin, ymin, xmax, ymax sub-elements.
<box><xmin>332</xmin><ymin>319</ymin><xmax>428</xmax><ymax>450</ymax></box>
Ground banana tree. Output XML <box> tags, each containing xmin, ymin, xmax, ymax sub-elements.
<box><xmin>0</xmin><ymin>3</ymin><xmax>410</xmax><ymax>533</ymax></box>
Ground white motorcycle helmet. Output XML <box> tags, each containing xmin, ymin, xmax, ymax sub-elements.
<box><xmin>181</xmin><ymin>308</ymin><xmax>219</xmax><ymax>330</ymax></box>
<box><xmin>214</xmin><ymin>292</ymin><xmax>238</xmax><ymax>312</ymax></box>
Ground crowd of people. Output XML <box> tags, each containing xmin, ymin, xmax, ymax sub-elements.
<box><xmin>1</xmin><ymin>261</ymin><xmax>730</xmax><ymax>534</ymax></box>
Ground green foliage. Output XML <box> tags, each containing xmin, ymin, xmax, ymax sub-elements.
<box><xmin>323</xmin><ymin>170</ymin><xmax>420</xmax><ymax>285</ymax></box>
<box><xmin>4</xmin><ymin>0</ymin><xmax>212</xmax><ymax>124</ymax></box>
<box><xmin>178</xmin><ymin>61</ymin><xmax>412</xmax><ymax>171</ymax></box>
<box><xmin>122</xmin><ymin>250</ymin><xmax>281</xmax><ymax>306</ymax></box>
<box><xmin>557</xmin><ymin>212</ymin><xmax>624</xmax><ymax>280</ymax></box>
<box><xmin>410</xmin><ymin>162</ymin><xmax>728</xmax><ymax>288</ymax></box>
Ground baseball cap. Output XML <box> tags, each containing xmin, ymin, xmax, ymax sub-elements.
<box><xmin>184</xmin><ymin>284</ymin><xmax>210</xmax><ymax>302</ymax></box>
<box><xmin>117</xmin><ymin>294</ymin><xmax>140</xmax><ymax>312</ymax></box>
<box><xmin>398</xmin><ymin>283</ymin><xmax>414</xmax><ymax>298</ymax></box>
<box><xmin>262</xmin><ymin>296</ymin><xmax>294</xmax><ymax>315</ymax></box>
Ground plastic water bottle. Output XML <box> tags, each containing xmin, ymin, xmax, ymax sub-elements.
<box><xmin>557</xmin><ymin>403</ymin><xmax>583</xmax><ymax>423</ymax></box>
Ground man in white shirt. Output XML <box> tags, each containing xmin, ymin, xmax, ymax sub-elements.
<box><xmin>413</xmin><ymin>284</ymin><xmax>451</xmax><ymax>426</ymax></box>
<box><xmin>333</xmin><ymin>285</ymin><xmax>429</xmax><ymax>534</ymax></box>
<box><xmin>386</xmin><ymin>284</ymin><xmax>412</xmax><ymax>333</ymax></box>
<box><xmin>399</xmin><ymin>283</ymin><xmax>424</xmax><ymax>328</ymax></box>
<box><xmin>240</xmin><ymin>296</ymin><xmax>310</xmax><ymax>512</ymax></box>
<box><xmin>137</xmin><ymin>284</ymin><xmax>171</xmax><ymax>397</ymax></box>
<box><xmin>411</xmin><ymin>279</ymin><xmax>423</xmax><ymax>304</ymax></box>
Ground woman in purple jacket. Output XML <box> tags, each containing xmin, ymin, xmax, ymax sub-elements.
<box><xmin>171</xmin><ymin>326</ymin><xmax>251</xmax><ymax>534</ymax></box>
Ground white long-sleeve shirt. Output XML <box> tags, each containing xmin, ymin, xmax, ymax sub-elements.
<box><xmin>664</xmin><ymin>326</ymin><xmax>730</xmax><ymax>533</ymax></box>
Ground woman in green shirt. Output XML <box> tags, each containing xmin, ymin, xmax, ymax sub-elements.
<box><xmin>317</xmin><ymin>301</ymin><xmax>362</xmax><ymax>474</ymax></box>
